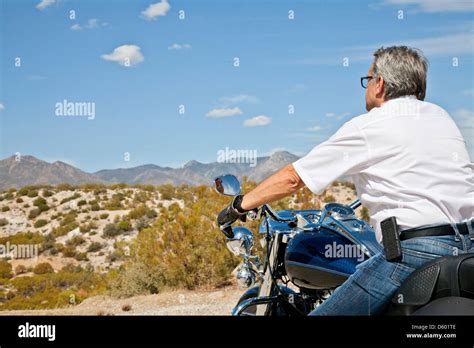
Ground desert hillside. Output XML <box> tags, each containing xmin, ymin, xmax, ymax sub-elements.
<box><xmin>0</xmin><ymin>180</ymin><xmax>364</xmax><ymax>313</ymax></box>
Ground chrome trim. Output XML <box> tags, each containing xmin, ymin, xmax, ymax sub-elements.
<box><xmin>231</xmin><ymin>296</ymin><xmax>279</xmax><ymax>316</ymax></box>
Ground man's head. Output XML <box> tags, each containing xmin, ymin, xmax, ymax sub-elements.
<box><xmin>365</xmin><ymin>46</ymin><xmax>428</xmax><ymax>111</ymax></box>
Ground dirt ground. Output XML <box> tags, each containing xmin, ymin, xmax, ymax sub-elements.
<box><xmin>0</xmin><ymin>286</ymin><xmax>244</xmax><ymax>316</ymax></box>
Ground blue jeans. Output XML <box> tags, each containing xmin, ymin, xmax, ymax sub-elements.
<box><xmin>309</xmin><ymin>234</ymin><xmax>474</xmax><ymax>315</ymax></box>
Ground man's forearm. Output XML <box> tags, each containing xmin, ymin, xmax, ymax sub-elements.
<box><xmin>240</xmin><ymin>164</ymin><xmax>305</xmax><ymax>210</ymax></box>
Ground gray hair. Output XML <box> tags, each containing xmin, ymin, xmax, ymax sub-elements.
<box><xmin>372</xmin><ymin>46</ymin><xmax>428</xmax><ymax>101</ymax></box>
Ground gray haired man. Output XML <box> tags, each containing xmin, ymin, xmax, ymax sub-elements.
<box><xmin>218</xmin><ymin>46</ymin><xmax>474</xmax><ymax>315</ymax></box>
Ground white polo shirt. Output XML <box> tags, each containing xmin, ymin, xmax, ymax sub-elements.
<box><xmin>293</xmin><ymin>95</ymin><xmax>474</xmax><ymax>243</ymax></box>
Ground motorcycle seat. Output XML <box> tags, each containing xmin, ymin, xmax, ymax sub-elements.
<box><xmin>387</xmin><ymin>254</ymin><xmax>474</xmax><ymax>315</ymax></box>
<box><xmin>411</xmin><ymin>296</ymin><xmax>474</xmax><ymax>315</ymax></box>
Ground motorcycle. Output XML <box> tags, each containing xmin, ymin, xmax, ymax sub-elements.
<box><xmin>214</xmin><ymin>174</ymin><xmax>474</xmax><ymax>316</ymax></box>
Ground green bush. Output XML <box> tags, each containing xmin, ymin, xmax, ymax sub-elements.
<box><xmin>28</xmin><ymin>208</ymin><xmax>41</xmax><ymax>219</ymax></box>
<box><xmin>60</xmin><ymin>193</ymin><xmax>81</xmax><ymax>204</ymax></box>
<box><xmin>323</xmin><ymin>195</ymin><xmax>336</xmax><ymax>203</ymax></box>
<box><xmin>117</xmin><ymin>220</ymin><xmax>131</xmax><ymax>232</ymax></box>
<box><xmin>34</xmin><ymin>219</ymin><xmax>48</xmax><ymax>228</ymax></box>
<box><xmin>33</xmin><ymin>262</ymin><xmax>54</xmax><ymax>275</ymax></box>
<box><xmin>42</xmin><ymin>190</ymin><xmax>54</xmax><ymax>197</ymax></box>
<box><xmin>27</xmin><ymin>190</ymin><xmax>38</xmax><ymax>198</ymax></box>
<box><xmin>0</xmin><ymin>261</ymin><xmax>13</xmax><ymax>279</ymax></box>
<box><xmin>87</xmin><ymin>242</ymin><xmax>103</xmax><ymax>253</ymax></box>
<box><xmin>103</xmin><ymin>223</ymin><xmax>121</xmax><ymax>238</ymax></box>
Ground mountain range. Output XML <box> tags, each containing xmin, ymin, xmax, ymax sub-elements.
<box><xmin>0</xmin><ymin>151</ymin><xmax>306</xmax><ymax>190</ymax></box>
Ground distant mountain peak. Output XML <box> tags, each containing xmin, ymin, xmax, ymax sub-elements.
<box><xmin>183</xmin><ymin>160</ymin><xmax>203</xmax><ymax>168</ymax></box>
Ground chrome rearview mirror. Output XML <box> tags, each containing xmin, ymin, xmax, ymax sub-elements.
<box><xmin>214</xmin><ymin>174</ymin><xmax>241</xmax><ymax>196</ymax></box>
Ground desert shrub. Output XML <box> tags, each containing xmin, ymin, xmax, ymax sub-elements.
<box><xmin>66</xmin><ymin>235</ymin><xmax>85</xmax><ymax>247</ymax></box>
<box><xmin>15</xmin><ymin>265</ymin><xmax>27</xmax><ymax>275</ymax></box>
<box><xmin>99</xmin><ymin>213</ymin><xmax>109</xmax><ymax>220</ymax></box>
<box><xmin>323</xmin><ymin>195</ymin><xmax>336</xmax><ymax>203</ymax></box>
<box><xmin>42</xmin><ymin>189</ymin><xmax>54</xmax><ymax>197</ymax></box>
<box><xmin>79</xmin><ymin>222</ymin><xmax>97</xmax><ymax>233</ymax></box>
<box><xmin>74</xmin><ymin>252</ymin><xmax>88</xmax><ymax>261</ymax></box>
<box><xmin>17</xmin><ymin>188</ymin><xmax>29</xmax><ymax>196</ymax></box>
<box><xmin>52</xmin><ymin>213</ymin><xmax>78</xmax><ymax>237</ymax></box>
<box><xmin>158</xmin><ymin>184</ymin><xmax>174</xmax><ymax>200</ymax></box>
<box><xmin>134</xmin><ymin>218</ymin><xmax>150</xmax><ymax>231</ymax></box>
<box><xmin>111</xmin><ymin>185</ymin><xmax>240</xmax><ymax>296</ymax></box>
<box><xmin>28</xmin><ymin>208</ymin><xmax>41</xmax><ymax>219</ymax></box>
<box><xmin>33</xmin><ymin>197</ymin><xmax>46</xmax><ymax>206</ymax></box>
<box><xmin>3</xmin><ymin>192</ymin><xmax>14</xmax><ymax>200</ymax></box>
<box><xmin>1</xmin><ymin>206</ymin><xmax>10</xmax><ymax>212</ymax></box>
<box><xmin>27</xmin><ymin>190</ymin><xmax>38</xmax><ymax>198</ymax></box>
<box><xmin>0</xmin><ymin>232</ymin><xmax>44</xmax><ymax>245</ymax></box>
<box><xmin>133</xmin><ymin>191</ymin><xmax>149</xmax><ymax>204</ymax></box>
<box><xmin>60</xmin><ymin>193</ymin><xmax>81</xmax><ymax>205</ymax></box>
<box><xmin>0</xmin><ymin>218</ymin><xmax>8</xmax><ymax>227</ymax></box>
<box><xmin>34</xmin><ymin>219</ymin><xmax>48</xmax><ymax>228</ymax></box>
<box><xmin>360</xmin><ymin>206</ymin><xmax>370</xmax><ymax>222</ymax></box>
<box><xmin>80</xmin><ymin>183</ymin><xmax>106</xmax><ymax>192</ymax></box>
<box><xmin>77</xmin><ymin>200</ymin><xmax>87</xmax><ymax>207</ymax></box>
<box><xmin>117</xmin><ymin>220</ymin><xmax>131</xmax><ymax>232</ymax></box>
<box><xmin>56</xmin><ymin>183</ymin><xmax>76</xmax><ymax>191</ymax></box>
<box><xmin>0</xmin><ymin>261</ymin><xmax>13</xmax><ymax>279</ymax></box>
<box><xmin>16</xmin><ymin>197</ymin><xmax>23</xmax><ymax>203</ymax></box>
<box><xmin>1</xmin><ymin>265</ymin><xmax>107</xmax><ymax>310</ymax></box>
<box><xmin>87</xmin><ymin>242</ymin><xmax>103</xmax><ymax>253</ymax></box>
<box><xmin>33</xmin><ymin>262</ymin><xmax>54</xmax><ymax>275</ymax></box>
<box><xmin>90</xmin><ymin>201</ymin><xmax>100</xmax><ymax>211</ymax></box>
<box><xmin>62</xmin><ymin>246</ymin><xmax>77</xmax><ymax>258</ymax></box>
<box><xmin>104</xmin><ymin>193</ymin><xmax>125</xmax><ymax>210</ymax></box>
<box><xmin>103</xmin><ymin>220</ymin><xmax>132</xmax><ymax>239</ymax></box>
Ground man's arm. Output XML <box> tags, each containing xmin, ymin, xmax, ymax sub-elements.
<box><xmin>240</xmin><ymin>164</ymin><xmax>306</xmax><ymax>210</ymax></box>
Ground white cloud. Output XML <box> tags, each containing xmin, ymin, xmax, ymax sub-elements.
<box><xmin>244</xmin><ymin>115</ymin><xmax>272</xmax><ymax>127</ymax></box>
<box><xmin>36</xmin><ymin>0</ymin><xmax>55</xmax><ymax>10</ymax></box>
<box><xmin>71</xmin><ymin>19</ymin><xmax>107</xmax><ymax>31</ymax></box>
<box><xmin>0</xmin><ymin>103</ymin><xmax>4</xmax><ymax>112</ymax></box>
<box><xmin>306</xmin><ymin>125</ymin><xmax>322</xmax><ymax>132</ymax></box>
<box><xmin>293</xmin><ymin>32</ymin><xmax>474</xmax><ymax>66</ymax></box>
<box><xmin>141</xmin><ymin>0</ymin><xmax>171</xmax><ymax>20</ymax></box>
<box><xmin>168</xmin><ymin>43</ymin><xmax>192</xmax><ymax>50</ymax></box>
<box><xmin>219</xmin><ymin>94</ymin><xmax>259</xmax><ymax>105</ymax></box>
<box><xmin>325</xmin><ymin>112</ymin><xmax>351</xmax><ymax>120</ymax></box>
<box><xmin>206</xmin><ymin>107</ymin><xmax>243</xmax><ymax>118</ymax></box>
<box><xmin>101</xmin><ymin>45</ymin><xmax>144</xmax><ymax>67</ymax></box>
<box><xmin>384</xmin><ymin>0</ymin><xmax>474</xmax><ymax>13</ymax></box>
<box><xmin>85</xmin><ymin>19</ymin><xmax>99</xmax><ymax>29</ymax></box>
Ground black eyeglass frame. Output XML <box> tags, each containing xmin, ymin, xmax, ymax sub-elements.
<box><xmin>360</xmin><ymin>76</ymin><xmax>374</xmax><ymax>88</ymax></box>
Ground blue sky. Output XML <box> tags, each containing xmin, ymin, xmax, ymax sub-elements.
<box><xmin>0</xmin><ymin>0</ymin><xmax>473</xmax><ymax>172</ymax></box>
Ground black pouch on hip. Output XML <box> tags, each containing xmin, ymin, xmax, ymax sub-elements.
<box><xmin>380</xmin><ymin>216</ymin><xmax>402</xmax><ymax>262</ymax></box>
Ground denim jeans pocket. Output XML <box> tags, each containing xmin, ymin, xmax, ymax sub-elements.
<box><xmin>389</xmin><ymin>262</ymin><xmax>415</xmax><ymax>286</ymax></box>
<box><xmin>401</xmin><ymin>248</ymin><xmax>440</xmax><ymax>269</ymax></box>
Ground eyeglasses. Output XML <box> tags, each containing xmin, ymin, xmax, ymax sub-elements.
<box><xmin>360</xmin><ymin>76</ymin><xmax>373</xmax><ymax>88</ymax></box>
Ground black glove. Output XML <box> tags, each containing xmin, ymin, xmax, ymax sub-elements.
<box><xmin>217</xmin><ymin>195</ymin><xmax>249</xmax><ymax>236</ymax></box>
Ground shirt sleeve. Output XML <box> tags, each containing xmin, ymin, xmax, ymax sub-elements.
<box><xmin>292</xmin><ymin>120</ymin><xmax>370</xmax><ymax>194</ymax></box>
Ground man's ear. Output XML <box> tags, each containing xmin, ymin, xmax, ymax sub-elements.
<box><xmin>375</xmin><ymin>76</ymin><xmax>385</xmax><ymax>99</ymax></box>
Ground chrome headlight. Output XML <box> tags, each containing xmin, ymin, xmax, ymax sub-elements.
<box><xmin>236</xmin><ymin>264</ymin><xmax>256</xmax><ymax>288</ymax></box>
<box><xmin>226</xmin><ymin>226</ymin><xmax>254</xmax><ymax>256</ymax></box>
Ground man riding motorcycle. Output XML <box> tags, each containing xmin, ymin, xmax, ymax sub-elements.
<box><xmin>218</xmin><ymin>46</ymin><xmax>474</xmax><ymax>315</ymax></box>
